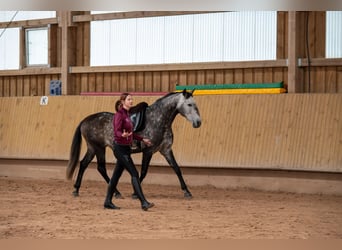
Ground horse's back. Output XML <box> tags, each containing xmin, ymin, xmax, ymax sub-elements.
<box><xmin>80</xmin><ymin>112</ymin><xmax>114</xmax><ymax>148</ymax></box>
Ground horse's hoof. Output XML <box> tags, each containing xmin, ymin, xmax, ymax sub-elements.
<box><xmin>132</xmin><ymin>193</ymin><xmax>138</xmax><ymax>200</ymax></box>
<box><xmin>114</xmin><ymin>192</ymin><xmax>124</xmax><ymax>199</ymax></box>
<box><xmin>142</xmin><ymin>202</ymin><xmax>154</xmax><ymax>211</ymax></box>
<box><xmin>72</xmin><ymin>191</ymin><xmax>79</xmax><ymax>197</ymax></box>
<box><xmin>184</xmin><ymin>192</ymin><xmax>193</xmax><ymax>199</ymax></box>
<box><xmin>104</xmin><ymin>202</ymin><xmax>120</xmax><ymax>210</ymax></box>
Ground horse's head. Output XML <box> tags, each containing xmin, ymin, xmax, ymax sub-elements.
<box><xmin>177</xmin><ymin>89</ymin><xmax>202</xmax><ymax>128</ymax></box>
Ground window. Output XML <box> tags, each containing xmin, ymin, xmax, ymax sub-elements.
<box><xmin>0</xmin><ymin>11</ymin><xmax>55</xmax><ymax>70</ymax></box>
<box><xmin>90</xmin><ymin>11</ymin><xmax>277</xmax><ymax>66</ymax></box>
<box><xmin>25</xmin><ymin>27</ymin><xmax>49</xmax><ymax>66</ymax></box>
<box><xmin>326</xmin><ymin>11</ymin><xmax>342</xmax><ymax>58</ymax></box>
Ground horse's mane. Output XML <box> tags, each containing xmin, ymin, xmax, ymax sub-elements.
<box><xmin>156</xmin><ymin>92</ymin><xmax>178</xmax><ymax>102</ymax></box>
<box><xmin>155</xmin><ymin>91</ymin><xmax>192</xmax><ymax>104</ymax></box>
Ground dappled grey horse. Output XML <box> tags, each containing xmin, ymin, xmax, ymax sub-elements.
<box><xmin>66</xmin><ymin>90</ymin><xmax>201</xmax><ymax>198</ymax></box>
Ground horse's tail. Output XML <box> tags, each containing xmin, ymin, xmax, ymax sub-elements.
<box><xmin>66</xmin><ymin>123</ymin><xmax>82</xmax><ymax>180</ymax></box>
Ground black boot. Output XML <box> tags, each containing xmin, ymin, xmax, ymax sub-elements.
<box><xmin>104</xmin><ymin>181</ymin><xmax>120</xmax><ymax>209</ymax></box>
<box><xmin>132</xmin><ymin>177</ymin><xmax>154</xmax><ymax>211</ymax></box>
<box><xmin>104</xmin><ymin>200</ymin><xmax>120</xmax><ymax>210</ymax></box>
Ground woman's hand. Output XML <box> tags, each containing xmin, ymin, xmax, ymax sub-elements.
<box><xmin>142</xmin><ymin>138</ymin><xmax>152</xmax><ymax>147</ymax></box>
<box><xmin>122</xmin><ymin>129</ymin><xmax>132</xmax><ymax>138</ymax></box>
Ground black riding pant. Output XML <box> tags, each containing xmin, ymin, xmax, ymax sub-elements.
<box><xmin>106</xmin><ymin>143</ymin><xmax>147</xmax><ymax>203</ymax></box>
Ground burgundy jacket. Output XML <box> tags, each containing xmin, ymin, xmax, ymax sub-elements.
<box><xmin>113</xmin><ymin>107</ymin><xmax>143</xmax><ymax>145</ymax></box>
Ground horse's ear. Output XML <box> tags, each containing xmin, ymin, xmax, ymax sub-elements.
<box><xmin>191</xmin><ymin>89</ymin><xmax>195</xmax><ymax>95</ymax></box>
<box><xmin>182</xmin><ymin>89</ymin><xmax>187</xmax><ymax>95</ymax></box>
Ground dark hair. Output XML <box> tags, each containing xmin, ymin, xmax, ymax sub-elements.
<box><xmin>115</xmin><ymin>92</ymin><xmax>130</xmax><ymax>112</ymax></box>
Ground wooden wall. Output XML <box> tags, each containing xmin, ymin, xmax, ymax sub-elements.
<box><xmin>0</xmin><ymin>11</ymin><xmax>341</xmax><ymax>96</ymax></box>
<box><xmin>0</xmin><ymin>94</ymin><xmax>341</xmax><ymax>173</ymax></box>
<box><xmin>70</xmin><ymin>61</ymin><xmax>288</xmax><ymax>94</ymax></box>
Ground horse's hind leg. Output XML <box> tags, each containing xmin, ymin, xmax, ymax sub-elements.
<box><xmin>95</xmin><ymin>148</ymin><xmax>123</xmax><ymax>199</ymax></box>
<box><xmin>73</xmin><ymin>149</ymin><xmax>95</xmax><ymax>196</ymax></box>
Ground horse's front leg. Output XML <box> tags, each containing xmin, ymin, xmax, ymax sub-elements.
<box><xmin>161</xmin><ymin>149</ymin><xmax>192</xmax><ymax>199</ymax></box>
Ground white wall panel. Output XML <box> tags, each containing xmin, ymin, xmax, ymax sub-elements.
<box><xmin>192</xmin><ymin>13</ymin><xmax>224</xmax><ymax>62</ymax></box>
<box><xmin>0</xmin><ymin>28</ymin><xmax>19</xmax><ymax>69</ymax></box>
<box><xmin>224</xmin><ymin>11</ymin><xmax>276</xmax><ymax>61</ymax></box>
<box><xmin>136</xmin><ymin>17</ymin><xmax>165</xmax><ymax>64</ymax></box>
<box><xmin>164</xmin><ymin>15</ymin><xmax>193</xmax><ymax>63</ymax></box>
<box><xmin>89</xmin><ymin>11</ymin><xmax>277</xmax><ymax>66</ymax></box>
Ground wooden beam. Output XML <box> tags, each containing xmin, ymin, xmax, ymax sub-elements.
<box><xmin>70</xmin><ymin>60</ymin><xmax>287</xmax><ymax>74</ymax></box>
<box><xmin>0</xmin><ymin>18</ymin><xmax>58</xmax><ymax>29</ymax></box>
<box><xmin>73</xmin><ymin>11</ymin><xmax>225</xmax><ymax>22</ymax></box>
<box><xmin>300</xmin><ymin>58</ymin><xmax>342</xmax><ymax>67</ymax></box>
<box><xmin>287</xmin><ymin>11</ymin><xmax>301</xmax><ymax>93</ymax></box>
<box><xmin>59</xmin><ymin>11</ymin><xmax>74</xmax><ymax>95</ymax></box>
<box><xmin>0</xmin><ymin>67</ymin><xmax>61</xmax><ymax>76</ymax></box>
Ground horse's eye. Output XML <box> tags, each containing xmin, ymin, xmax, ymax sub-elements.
<box><xmin>188</xmin><ymin>104</ymin><xmax>192</xmax><ymax>107</ymax></box>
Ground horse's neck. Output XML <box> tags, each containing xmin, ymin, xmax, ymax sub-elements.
<box><xmin>148</xmin><ymin>99</ymin><xmax>178</xmax><ymax>127</ymax></box>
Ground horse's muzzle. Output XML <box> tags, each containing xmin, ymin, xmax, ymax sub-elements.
<box><xmin>192</xmin><ymin>120</ymin><xmax>201</xmax><ymax>128</ymax></box>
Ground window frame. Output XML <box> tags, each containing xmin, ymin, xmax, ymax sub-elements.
<box><xmin>24</xmin><ymin>26</ymin><xmax>49</xmax><ymax>67</ymax></box>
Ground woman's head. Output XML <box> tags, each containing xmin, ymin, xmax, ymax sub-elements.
<box><xmin>115</xmin><ymin>92</ymin><xmax>133</xmax><ymax>111</ymax></box>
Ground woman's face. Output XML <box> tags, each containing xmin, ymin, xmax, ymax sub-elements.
<box><xmin>122</xmin><ymin>95</ymin><xmax>133</xmax><ymax>110</ymax></box>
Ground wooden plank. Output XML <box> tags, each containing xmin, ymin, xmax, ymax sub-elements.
<box><xmin>135</xmin><ymin>72</ymin><xmax>144</xmax><ymax>92</ymax></box>
<box><xmin>37</xmin><ymin>75</ymin><xmax>45</xmax><ymax>96</ymax></box>
<box><xmin>234</xmin><ymin>69</ymin><xmax>243</xmax><ymax>83</ymax></box>
<box><xmin>264</xmin><ymin>68</ymin><xmax>273</xmax><ymax>83</ymax></box>
<box><xmin>0</xmin><ymin>67</ymin><xmax>61</xmax><ymax>76</ymax></box>
<box><xmin>152</xmin><ymin>72</ymin><xmax>161</xmax><ymax>92</ymax></box>
<box><xmin>74</xmin><ymin>74</ymin><xmax>81</xmax><ymax>95</ymax></box>
<box><xmin>111</xmin><ymin>72</ymin><xmax>120</xmax><ymax>92</ymax></box>
<box><xmin>276</xmin><ymin>11</ymin><xmax>287</xmax><ymax>59</ymax></box>
<box><xmin>314</xmin><ymin>12</ymin><xmax>326</xmax><ymax>58</ymax></box>
<box><xmin>103</xmin><ymin>73</ymin><xmax>112</xmax><ymax>92</ymax></box>
<box><xmin>0</xmin><ymin>17</ymin><xmax>58</xmax><ymax>29</ymax></box>
<box><xmin>187</xmin><ymin>71</ymin><xmax>197</xmax><ymax>85</ymax></box>
<box><xmin>73</xmin><ymin>11</ymin><xmax>222</xmax><ymax>22</ymax></box>
<box><xmin>80</xmin><ymin>73</ymin><xmax>88</xmax><ymax>93</ymax></box>
<box><xmin>205</xmin><ymin>70</ymin><xmax>215</xmax><ymax>84</ymax></box>
<box><xmin>214</xmin><ymin>69</ymin><xmax>224</xmax><ymax>84</ymax></box>
<box><xmin>169</xmin><ymin>71</ymin><xmax>179</xmax><ymax>91</ymax></box>
<box><xmin>3</xmin><ymin>77</ymin><xmax>10</xmax><ymax>96</ymax></box>
<box><xmin>224</xmin><ymin>69</ymin><xmax>234</xmax><ymax>83</ymax></box>
<box><xmin>127</xmin><ymin>72</ymin><xmax>136</xmax><ymax>92</ymax></box>
<box><xmin>337</xmin><ymin>67</ymin><xmax>342</xmax><ymax>93</ymax></box>
<box><xmin>119</xmin><ymin>72</ymin><xmax>128</xmax><ymax>92</ymax></box>
<box><xmin>9</xmin><ymin>77</ymin><xmax>16</xmax><ymax>96</ymax></box>
<box><xmin>143</xmin><ymin>72</ymin><xmax>153</xmax><ymax>92</ymax></box>
<box><xmin>301</xmin><ymin>58</ymin><xmax>342</xmax><ymax>67</ymax></box>
<box><xmin>178</xmin><ymin>71</ymin><xmax>187</xmax><ymax>85</ymax></box>
<box><xmin>254</xmin><ymin>68</ymin><xmax>264</xmax><ymax>83</ymax></box>
<box><xmin>23</xmin><ymin>77</ymin><xmax>30</xmax><ymax>96</ymax></box>
<box><xmin>314</xmin><ymin>67</ymin><xmax>326</xmax><ymax>93</ymax></box>
<box><xmin>196</xmin><ymin>70</ymin><xmax>205</xmax><ymax>84</ymax></box>
<box><xmin>161</xmin><ymin>71</ymin><xmax>170</xmax><ymax>92</ymax></box>
<box><xmin>30</xmin><ymin>76</ymin><xmax>37</xmax><ymax>96</ymax></box>
<box><xmin>82</xmin><ymin>22</ymin><xmax>90</xmax><ymax>66</ymax></box>
<box><xmin>69</xmin><ymin>60</ymin><xmax>287</xmax><ymax>73</ymax></box>
<box><xmin>48</xmin><ymin>24</ymin><xmax>58</xmax><ymax>67</ymax></box>
<box><xmin>325</xmin><ymin>67</ymin><xmax>337</xmax><ymax>93</ymax></box>
<box><xmin>243</xmin><ymin>69</ymin><xmax>253</xmax><ymax>83</ymax></box>
<box><xmin>287</xmin><ymin>11</ymin><xmax>300</xmax><ymax>93</ymax></box>
<box><xmin>44</xmin><ymin>75</ymin><xmax>52</xmax><ymax>96</ymax></box>
<box><xmin>88</xmin><ymin>73</ymin><xmax>96</xmax><ymax>92</ymax></box>
<box><xmin>95</xmin><ymin>73</ymin><xmax>104</xmax><ymax>92</ymax></box>
<box><xmin>0</xmin><ymin>77</ymin><xmax>3</xmax><ymax>96</ymax></box>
